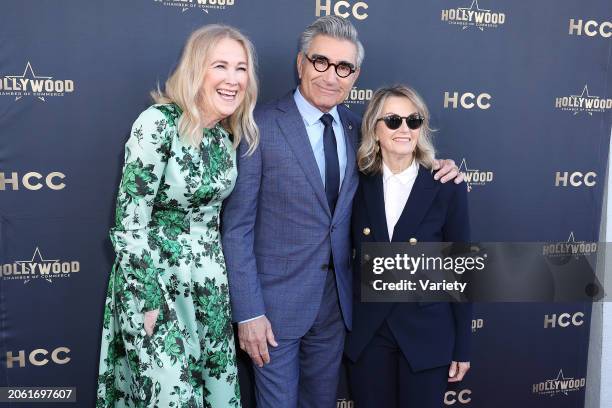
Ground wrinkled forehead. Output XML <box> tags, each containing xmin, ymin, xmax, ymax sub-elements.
<box><xmin>305</xmin><ymin>34</ymin><xmax>358</xmax><ymax>64</ymax></box>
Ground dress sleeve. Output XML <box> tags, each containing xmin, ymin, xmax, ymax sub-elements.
<box><xmin>110</xmin><ymin>106</ymin><xmax>173</xmax><ymax>313</ymax></box>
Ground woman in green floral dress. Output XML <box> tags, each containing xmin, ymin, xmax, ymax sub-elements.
<box><xmin>96</xmin><ymin>25</ymin><xmax>259</xmax><ymax>408</ymax></box>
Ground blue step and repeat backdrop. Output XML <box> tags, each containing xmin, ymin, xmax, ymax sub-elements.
<box><xmin>1</xmin><ymin>1</ymin><xmax>610</xmax><ymax>407</ymax></box>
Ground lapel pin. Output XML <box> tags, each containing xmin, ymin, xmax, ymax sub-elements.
<box><xmin>363</xmin><ymin>227</ymin><xmax>371</xmax><ymax>236</ymax></box>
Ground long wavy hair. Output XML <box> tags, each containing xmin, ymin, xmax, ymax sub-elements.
<box><xmin>152</xmin><ymin>24</ymin><xmax>259</xmax><ymax>155</ymax></box>
<box><xmin>357</xmin><ymin>85</ymin><xmax>436</xmax><ymax>174</ymax></box>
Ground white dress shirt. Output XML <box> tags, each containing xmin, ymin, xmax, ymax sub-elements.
<box><xmin>383</xmin><ymin>160</ymin><xmax>419</xmax><ymax>241</ymax></box>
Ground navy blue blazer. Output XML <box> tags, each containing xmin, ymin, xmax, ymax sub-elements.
<box><xmin>344</xmin><ymin>165</ymin><xmax>472</xmax><ymax>371</ymax></box>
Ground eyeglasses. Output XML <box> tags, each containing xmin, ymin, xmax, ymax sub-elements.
<box><xmin>376</xmin><ymin>113</ymin><xmax>424</xmax><ymax>130</ymax></box>
<box><xmin>305</xmin><ymin>54</ymin><xmax>356</xmax><ymax>78</ymax></box>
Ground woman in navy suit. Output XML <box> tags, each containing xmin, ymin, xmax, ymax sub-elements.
<box><xmin>345</xmin><ymin>85</ymin><xmax>472</xmax><ymax>407</ymax></box>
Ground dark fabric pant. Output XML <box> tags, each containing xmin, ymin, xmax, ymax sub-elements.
<box><xmin>348</xmin><ymin>321</ymin><xmax>449</xmax><ymax>408</ymax></box>
<box><xmin>253</xmin><ymin>270</ymin><xmax>345</xmax><ymax>408</ymax></box>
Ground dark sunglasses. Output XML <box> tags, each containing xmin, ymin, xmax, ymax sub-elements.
<box><xmin>376</xmin><ymin>113</ymin><xmax>424</xmax><ymax>130</ymax></box>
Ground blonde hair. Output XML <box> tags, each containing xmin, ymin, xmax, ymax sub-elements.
<box><xmin>357</xmin><ymin>85</ymin><xmax>436</xmax><ymax>174</ymax></box>
<box><xmin>152</xmin><ymin>24</ymin><xmax>259</xmax><ymax>155</ymax></box>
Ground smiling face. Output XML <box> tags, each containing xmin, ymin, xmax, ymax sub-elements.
<box><xmin>199</xmin><ymin>37</ymin><xmax>248</xmax><ymax>128</ymax></box>
<box><xmin>376</xmin><ymin>96</ymin><xmax>421</xmax><ymax>165</ymax></box>
<box><xmin>297</xmin><ymin>35</ymin><xmax>360</xmax><ymax>112</ymax></box>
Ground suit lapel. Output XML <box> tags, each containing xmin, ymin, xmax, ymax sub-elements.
<box><xmin>275</xmin><ymin>92</ymin><xmax>330</xmax><ymax>217</ymax></box>
<box><xmin>391</xmin><ymin>166</ymin><xmax>440</xmax><ymax>243</ymax></box>
<box><xmin>362</xmin><ymin>172</ymin><xmax>390</xmax><ymax>242</ymax></box>
<box><xmin>333</xmin><ymin>107</ymin><xmax>358</xmax><ymax>223</ymax></box>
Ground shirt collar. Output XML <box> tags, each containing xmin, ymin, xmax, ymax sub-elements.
<box><xmin>293</xmin><ymin>87</ymin><xmax>341</xmax><ymax>127</ymax></box>
<box><xmin>382</xmin><ymin>160</ymin><xmax>419</xmax><ymax>185</ymax></box>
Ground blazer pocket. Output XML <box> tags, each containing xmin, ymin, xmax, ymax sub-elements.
<box><xmin>256</xmin><ymin>254</ymin><xmax>288</xmax><ymax>276</ymax></box>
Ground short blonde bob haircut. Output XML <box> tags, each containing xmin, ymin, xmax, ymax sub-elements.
<box><xmin>152</xmin><ymin>24</ymin><xmax>259</xmax><ymax>155</ymax></box>
<box><xmin>357</xmin><ymin>85</ymin><xmax>436</xmax><ymax>174</ymax></box>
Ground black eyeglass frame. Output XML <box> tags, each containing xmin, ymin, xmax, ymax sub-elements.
<box><xmin>376</xmin><ymin>113</ymin><xmax>425</xmax><ymax>130</ymax></box>
<box><xmin>304</xmin><ymin>54</ymin><xmax>356</xmax><ymax>78</ymax></box>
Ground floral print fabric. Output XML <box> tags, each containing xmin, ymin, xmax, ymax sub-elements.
<box><xmin>97</xmin><ymin>104</ymin><xmax>240</xmax><ymax>408</ymax></box>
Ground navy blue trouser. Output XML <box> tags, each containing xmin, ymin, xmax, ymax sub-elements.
<box><xmin>253</xmin><ymin>270</ymin><xmax>345</xmax><ymax>408</ymax></box>
<box><xmin>348</xmin><ymin>321</ymin><xmax>449</xmax><ymax>408</ymax></box>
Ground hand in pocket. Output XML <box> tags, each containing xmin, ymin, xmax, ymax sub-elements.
<box><xmin>144</xmin><ymin>309</ymin><xmax>160</xmax><ymax>336</ymax></box>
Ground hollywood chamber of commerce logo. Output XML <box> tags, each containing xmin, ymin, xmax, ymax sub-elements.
<box><xmin>532</xmin><ymin>369</ymin><xmax>586</xmax><ymax>397</ymax></box>
<box><xmin>441</xmin><ymin>0</ymin><xmax>506</xmax><ymax>31</ymax></box>
<box><xmin>1</xmin><ymin>247</ymin><xmax>80</xmax><ymax>284</ymax></box>
<box><xmin>152</xmin><ymin>0</ymin><xmax>235</xmax><ymax>13</ymax></box>
<box><xmin>344</xmin><ymin>87</ymin><xmax>373</xmax><ymax>106</ymax></box>
<box><xmin>0</xmin><ymin>62</ymin><xmax>75</xmax><ymax>102</ymax></box>
<box><xmin>542</xmin><ymin>232</ymin><xmax>597</xmax><ymax>258</ymax></box>
<box><xmin>458</xmin><ymin>158</ymin><xmax>493</xmax><ymax>192</ymax></box>
<box><xmin>555</xmin><ymin>84</ymin><xmax>612</xmax><ymax>116</ymax></box>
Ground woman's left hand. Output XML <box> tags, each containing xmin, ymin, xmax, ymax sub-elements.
<box><xmin>448</xmin><ymin>361</ymin><xmax>470</xmax><ymax>382</ymax></box>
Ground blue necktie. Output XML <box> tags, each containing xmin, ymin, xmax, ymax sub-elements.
<box><xmin>320</xmin><ymin>113</ymin><xmax>340</xmax><ymax>214</ymax></box>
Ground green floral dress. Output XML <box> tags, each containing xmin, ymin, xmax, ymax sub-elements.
<box><xmin>97</xmin><ymin>104</ymin><xmax>240</xmax><ymax>408</ymax></box>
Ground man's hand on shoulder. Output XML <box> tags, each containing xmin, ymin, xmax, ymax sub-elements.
<box><xmin>433</xmin><ymin>159</ymin><xmax>465</xmax><ymax>184</ymax></box>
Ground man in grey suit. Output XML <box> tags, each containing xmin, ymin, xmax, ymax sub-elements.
<box><xmin>222</xmin><ymin>16</ymin><xmax>462</xmax><ymax>407</ymax></box>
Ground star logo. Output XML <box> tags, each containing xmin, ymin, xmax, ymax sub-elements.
<box><xmin>553</xmin><ymin>369</ymin><xmax>575</xmax><ymax>396</ymax></box>
<box><xmin>458</xmin><ymin>158</ymin><xmax>474</xmax><ymax>191</ymax></box>
<box><xmin>458</xmin><ymin>158</ymin><xmax>472</xmax><ymax>173</ymax></box>
<box><xmin>459</xmin><ymin>0</ymin><xmax>490</xmax><ymax>31</ymax></box>
<box><xmin>569</xmin><ymin>85</ymin><xmax>599</xmax><ymax>116</ymax></box>
<box><xmin>1</xmin><ymin>61</ymin><xmax>74</xmax><ymax>102</ymax></box>
<box><xmin>15</xmin><ymin>247</ymin><xmax>59</xmax><ymax>284</ymax></box>
<box><xmin>533</xmin><ymin>368</ymin><xmax>586</xmax><ymax>397</ymax></box>
<box><xmin>458</xmin><ymin>158</ymin><xmax>493</xmax><ymax>191</ymax></box>
<box><xmin>543</xmin><ymin>231</ymin><xmax>598</xmax><ymax>258</ymax></box>
<box><xmin>2</xmin><ymin>248</ymin><xmax>79</xmax><ymax>284</ymax></box>
<box><xmin>556</xmin><ymin>83</ymin><xmax>611</xmax><ymax>115</ymax></box>
<box><xmin>5</xmin><ymin>62</ymin><xmax>52</xmax><ymax>102</ymax></box>
<box><xmin>441</xmin><ymin>0</ymin><xmax>506</xmax><ymax>32</ymax></box>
